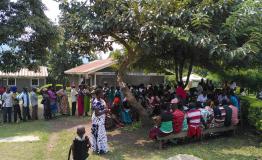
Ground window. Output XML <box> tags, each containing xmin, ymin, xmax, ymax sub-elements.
<box><xmin>7</xmin><ymin>78</ymin><xmax>16</xmax><ymax>86</ymax></box>
<box><xmin>31</xmin><ymin>78</ymin><xmax>39</xmax><ymax>86</ymax></box>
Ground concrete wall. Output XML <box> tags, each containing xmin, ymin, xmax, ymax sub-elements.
<box><xmin>68</xmin><ymin>75</ymin><xmax>80</xmax><ymax>86</ymax></box>
<box><xmin>95</xmin><ymin>74</ymin><xmax>164</xmax><ymax>87</ymax></box>
<box><xmin>123</xmin><ymin>75</ymin><xmax>165</xmax><ymax>86</ymax></box>
<box><xmin>96</xmin><ymin>75</ymin><xmax>117</xmax><ymax>87</ymax></box>
<box><xmin>66</xmin><ymin>72</ymin><xmax>165</xmax><ymax>87</ymax></box>
<box><xmin>0</xmin><ymin>77</ymin><xmax>46</xmax><ymax>92</ymax></box>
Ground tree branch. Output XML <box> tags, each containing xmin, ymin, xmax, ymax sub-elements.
<box><xmin>109</xmin><ymin>33</ymin><xmax>133</xmax><ymax>54</ymax></box>
<box><xmin>185</xmin><ymin>56</ymin><xmax>194</xmax><ymax>88</ymax></box>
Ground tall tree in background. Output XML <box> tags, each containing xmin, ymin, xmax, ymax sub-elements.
<box><xmin>0</xmin><ymin>0</ymin><xmax>58</xmax><ymax>72</ymax></box>
<box><xmin>47</xmin><ymin>40</ymin><xmax>83</xmax><ymax>85</ymax></box>
<box><xmin>58</xmin><ymin>0</ymin><xmax>262</xmax><ymax>125</ymax></box>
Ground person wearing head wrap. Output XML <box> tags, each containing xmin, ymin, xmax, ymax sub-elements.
<box><xmin>91</xmin><ymin>89</ymin><xmax>109</xmax><ymax>154</ymax></box>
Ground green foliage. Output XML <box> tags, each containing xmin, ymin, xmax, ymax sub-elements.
<box><xmin>47</xmin><ymin>42</ymin><xmax>82</xmax><ymax>85</ymax></box>
<box><xmin>58</xmin><ymin>0</ymin><xmax>262</xmax><ymax>90</ymax></box>
<box><xmin>165</xmin><ymin>75</ymin><xmax>177</xmax><ymax>86</ymax></box>
<box><xmin>0</xmin><ymin>0</ymin><xmax>58</xmax><ymax>72</ymax></box>
<box><xmin>223</xmin><ymin>0</ymin><xmax>262</xmax><ymax>69</ymax></box>
<box><xmin>241</xmin><ymin>96</ymin><xmax>262</xmax><ymax>131</ymax></box>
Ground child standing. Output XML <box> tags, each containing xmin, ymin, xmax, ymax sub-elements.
<box><xmin>68</xmin><ymin>126</ymin><xmax>91</xmax><ymax>160</ymax></box>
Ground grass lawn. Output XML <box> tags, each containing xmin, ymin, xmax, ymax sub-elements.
<box><xmin>0</xmin><ymin>115</ymin><xmax>261</xmax><ymax>160</ymax></box>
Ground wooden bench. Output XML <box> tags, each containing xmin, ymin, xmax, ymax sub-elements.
<box><xmin>156</xmin><ymin>125</ymin><xmax>237</xmax><ymax>149</ymax></box>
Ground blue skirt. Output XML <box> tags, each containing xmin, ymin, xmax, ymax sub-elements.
<box><xmin>121</xmin><ymin>109</ymin><xmax>132</xmax><ymax>124</ymax></box>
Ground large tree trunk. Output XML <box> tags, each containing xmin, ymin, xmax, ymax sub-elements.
<box><xmin>110</xmin><ymin>33</ymin><xmax>152</xmax><ymax>127</ymax></box>
<box><xmin>117</xmin><ymin>74</ymin><xmax>152</xmax><ymax>127</ymax></box>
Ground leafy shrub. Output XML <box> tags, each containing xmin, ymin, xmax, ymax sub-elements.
<box><xmin>241</xmin><ymin>96</ymin><xmax>262</xmax><ymax>131</ymax></box>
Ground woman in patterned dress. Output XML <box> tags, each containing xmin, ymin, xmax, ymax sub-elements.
<box><xmin>56</xmin><ymin>86</ymin><xmax>70</xmax><ymax>115</ymax></box>
<box><xmin>91</xmin><ymin>89</ymin><xmax>109</xmax><ymax>154</ymax></box>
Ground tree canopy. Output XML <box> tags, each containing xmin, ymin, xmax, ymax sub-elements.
<box><xmin>0</xmin><ymin>0</ymin><xmax>58</xmax><ymax>72</ymax></box>
<box><xmin>59</xmin><ymin>0</ymin><xmax>262</xmax><ymax>88</ymax></box>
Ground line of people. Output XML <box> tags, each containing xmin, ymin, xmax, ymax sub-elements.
<box><xmin>1</xmin><ymin>87</ymin><xmax>38</xmax><ymax>123</ymax></box>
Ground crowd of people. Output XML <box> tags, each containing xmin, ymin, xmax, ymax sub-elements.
<box><xmin>145</xmin><ymin>80</ymin><xmax>240</xmax><ymax>140</ymax></box>
<box><xmin>0</xmin><ymin>79</ymin><xmax>242</xmax><ymax>157</ymax></box>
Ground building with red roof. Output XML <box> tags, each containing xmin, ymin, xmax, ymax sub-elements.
<box><xmin>64</xmin><ymin>58</ymin><xmax>164</xmax><ymax>87</ymax></box>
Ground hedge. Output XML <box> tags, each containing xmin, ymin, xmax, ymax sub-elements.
<box><xmin>240</xmin><ymin>96</ymin><xmax>262</xmax><ymax>131</ymax></box>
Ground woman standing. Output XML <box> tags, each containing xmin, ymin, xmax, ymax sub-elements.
<box><xmin>91</xmin><ymin>89</ymin><xmax>109</xmax><ymax>154</ymax></box>
<box><xmin>83</xmin><ymin>85</ymin><xmax>91</xmax><ymax>116</ymax></box>
<box><xmin>41</xmin><ymin>89</ymin><xmax>51</xmax><ymax>120</ymax></box>
<box><xmin>56</xmin><ymin>86</ymin><xmax>70</xmax><ymax>115</ymax></box>
<box><xmin>77</xmin><ymin>85</ymin><xmax>84</xmax><ymax>116</ymax></box>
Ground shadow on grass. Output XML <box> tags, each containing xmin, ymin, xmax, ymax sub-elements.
<box><xmin>99</xmin><ymin>127</ymin><xmax>262</xmax><ymax>160</ymax></box>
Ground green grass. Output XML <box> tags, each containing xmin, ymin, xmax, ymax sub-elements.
<box><xmin>0</xmin><ymin>106</ymin><xmax>262</xmax><ymax>160</ymax></box>
<box><xmin>0</xmin><ymin>120</ymin><xmax>50</xmax><ymax>160</ymax></box>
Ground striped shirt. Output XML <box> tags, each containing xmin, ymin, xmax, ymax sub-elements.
<box><xmin>186</xmin><ymin>109</ymin><xmax>202</xmax><ymax>126</ymax></box>
<box><xmin>219</xmin><ymin>106</ymin><xmax>226</xmax><ymax>119</ymax></box>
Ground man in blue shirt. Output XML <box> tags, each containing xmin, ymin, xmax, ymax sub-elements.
<box><xmin>17</xmin><ymin>88</ymin><xmax>31</xmax><ymax>121</ymax></box>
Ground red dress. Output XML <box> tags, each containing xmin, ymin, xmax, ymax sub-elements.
<box><xmin>172</xmin><ymin>109</ymin><xmax>185</xmax><ymax>133</ymax></box>
<box><xmin>176</xmin><ymin>87</ymin><xmax>187</xmax><ymax>100</ymax></box>
<box><xmin>77</xmin><ymin>91</ymin><xmax>84</xmax><ymax>116</ymax></box>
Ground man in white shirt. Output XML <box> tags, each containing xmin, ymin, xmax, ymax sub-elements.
<box><xmin>17</xmin><ymin>88</ymin><xmax>31</xmax><ymax>121</ymax></box>
<box><xmin>230</xmin><ymin>81</ymin><xmax>237</xmax><ymax>91</ymax></box>
<box><xmin>2</xmin><ymin>88</ymin><xmax>13</xmax><ymax>123</ymax></box>
<box><xmin>71</xmin><ymin>86</ymin><xmax>78</xmax><ymax>116</ymax></box>
<box><xmin>197</xmin><ymin>91</ymin><xmax>208</xmax><ymax>103</ymax></box>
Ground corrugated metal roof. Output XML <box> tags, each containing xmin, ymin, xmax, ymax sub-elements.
<box><xmin>64</xmin><ymin>58</ymin><xmax>115</xmax><ymax>75</ymax></box>
<box><xmin>0</xmin><ymin>66</ymin><xmax>48</xmax><ymax>78</ymax></box>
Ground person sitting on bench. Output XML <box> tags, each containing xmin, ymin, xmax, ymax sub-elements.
<box><xmin>222</xmin><ymin>100</ymin><xmax>232</xmax><ymax>127</ymax></box>
<box><xmin>171</xmin><ymin>99</ymin><xmax>185</xmax><ymax>133</ymax></box>
<box><xmin>228</xmin><ymin>101</ymin><xmax>239</xmax><ymax>125</ymax></box>
<box><xmin>213</xmin><ymin>100</ymin><xmax>226</xmax><ymax>127</ymax></box>
<box><xmin>149</xmin><ymin>103</ymin><xmax>173</xmax><ymax>140</ymax></box>
<box><xmin>186</xmin><ymin>102</ymin><xmax>207</xmax><ymax>138</ymax></box>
